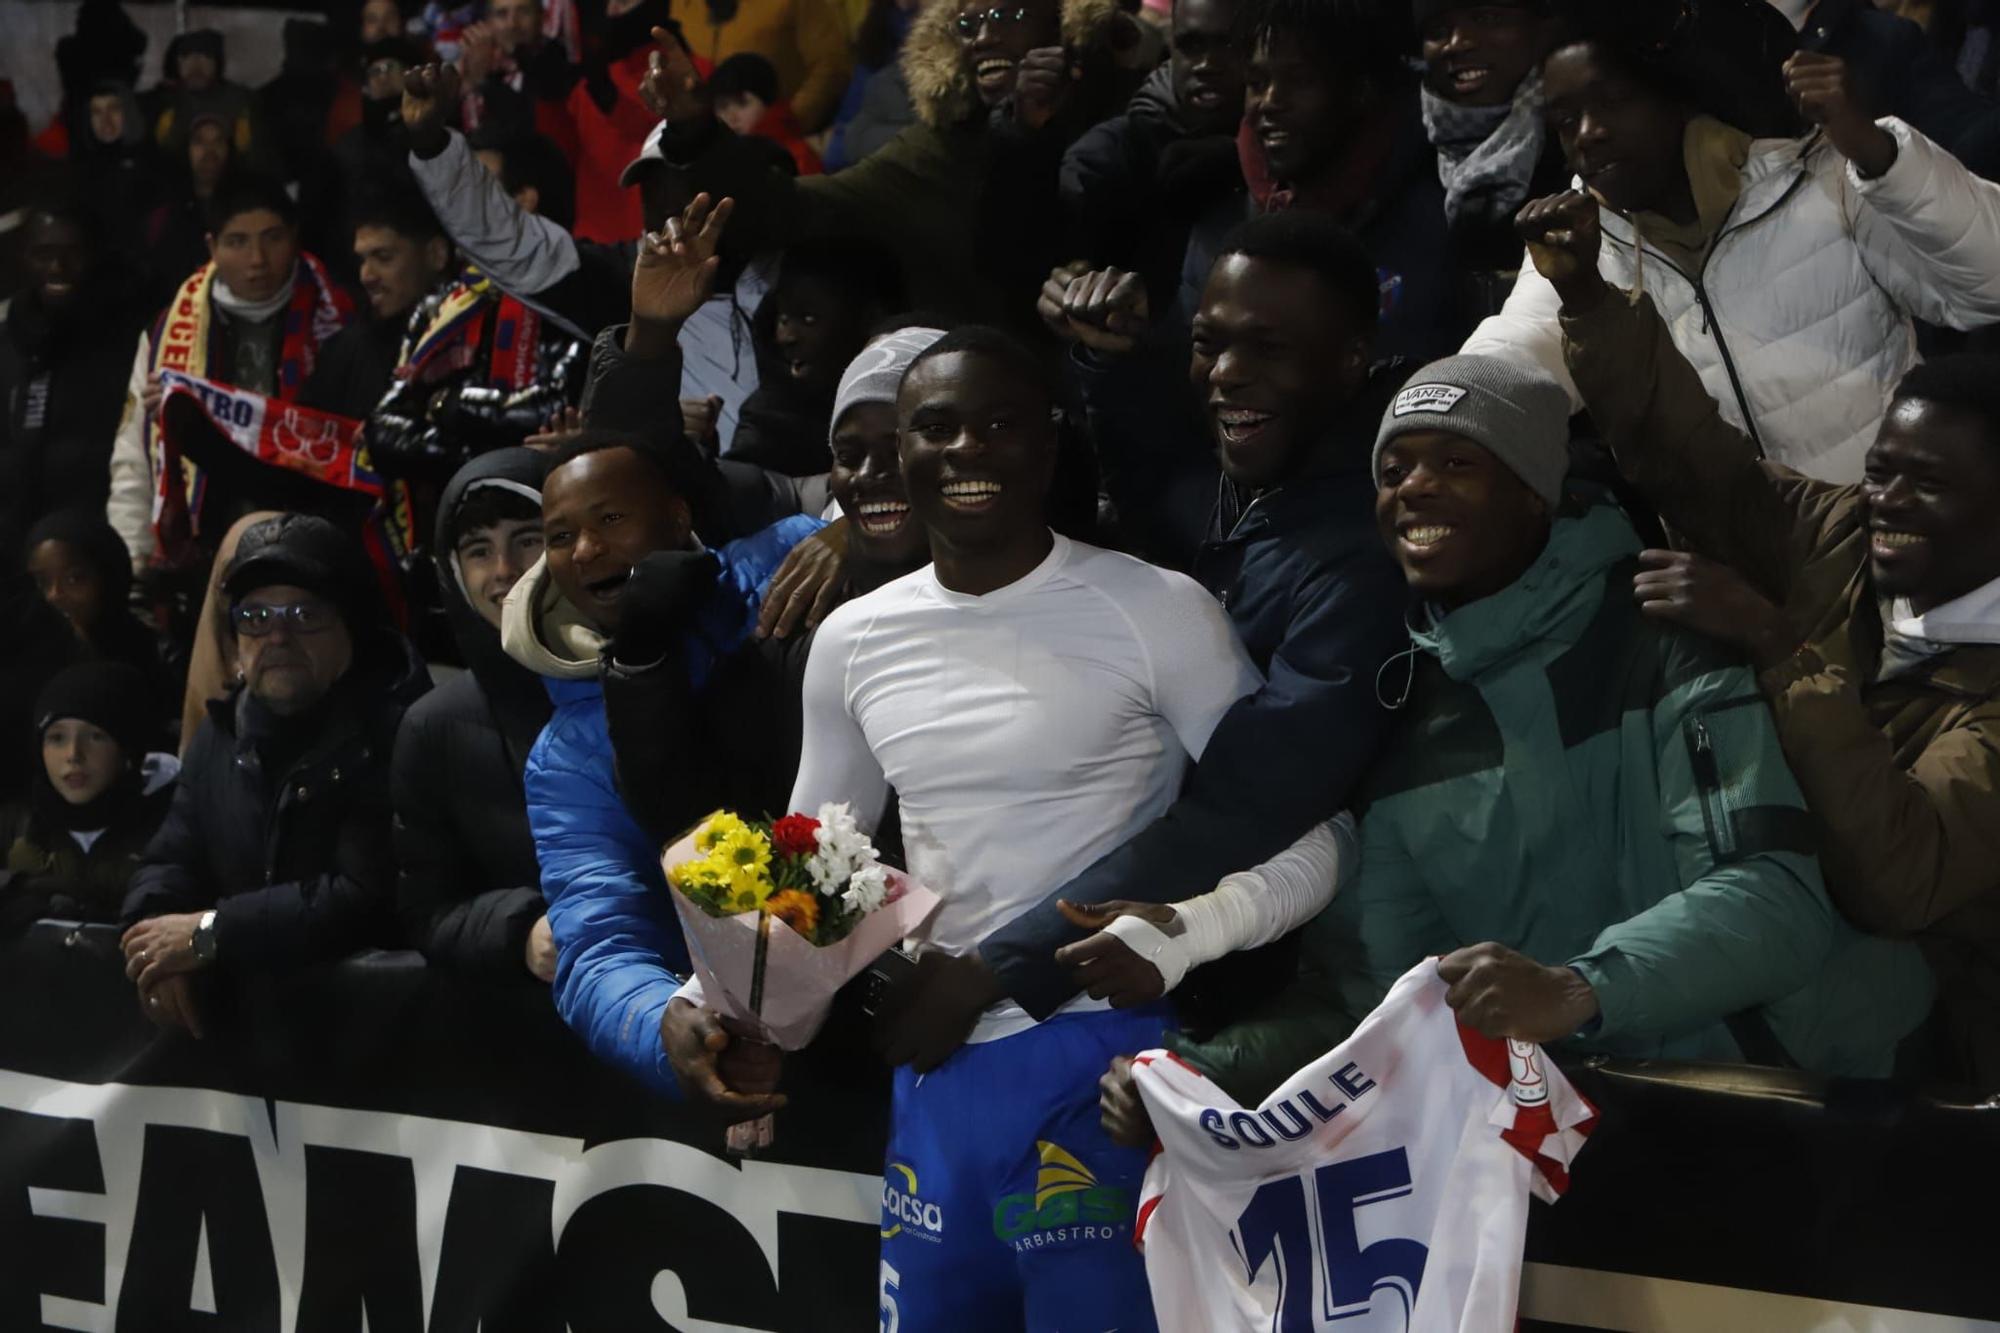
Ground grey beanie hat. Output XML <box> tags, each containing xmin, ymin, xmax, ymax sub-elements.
<box><xmin>828</xmin><ymin>326</ymin><xmax>949</xmax><ymax>447</ymax></box>
<box><xmin>1373</xmin><ymin>354</ymin><xmax>1572</xmax><ymax>507</ymax></box>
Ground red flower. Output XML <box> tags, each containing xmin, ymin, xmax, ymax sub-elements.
<box><xmin>769</xmin><ymin>813</ymin><xmax>822</xmax><ymax>859</ymax></box>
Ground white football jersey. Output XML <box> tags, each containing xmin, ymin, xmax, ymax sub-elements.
<box><xmin>1131</xmin><ymin>962</ymin><xmax>1596</xmax><ymax>1332</ymax></box>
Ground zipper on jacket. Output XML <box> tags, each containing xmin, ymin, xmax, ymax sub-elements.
<box><xmin>1684</xmin><ymin>716</ymin><xmax>1737</xmax><ymax>862</ymax></box>
<box><xmin>1605</xmin><ymin>159</ymin><xmax>1810</xmax><ymax>464</ymax></box>
<box><xmin>1686</xmin><ymin>276</ymin><xmax>1765</xmax><ymax>461</ymax></box>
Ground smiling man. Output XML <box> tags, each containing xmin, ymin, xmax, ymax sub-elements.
<box><xmin>724</xmin><ymin>237</ymin><xmax>905</xmax><ymax>477</ymax></box>
<box><xmin>1129</xmin><ymin>352</ymin><xmax>1935</xmax><ymax>1125</ymax></box>
<box><xmin>1178</xmin><ymin>0</ymin><xmax>1458</xmax><ymax>356</ymax></box>
<box><xmin>668</xmin><ymin>325</ymin><xmax>1260</xmax><ymax>1330</ymax></box>
<box><xmin>501</xmin><ymin>427</ymin><xmax>819</xmax><ymax>1098</ymax></box>
<box><xmin>1414</xmin><ymin>0</ymin><xmax>1567</xmax><ymax>319</ymax></box>
<box><xmin>1550</xmin><ymin>222</ymin><xmax>2000</xmax><ymax>1091</ymax></box>
<box><xmin>984</xmin><ymin>216</ymin><xmax>1402</xmax><ymax>1093</ymax></box>
<box><xmin>296</xmin><ymin>187</ymin><xmax>458</xmax><ymax>421</ymax></box>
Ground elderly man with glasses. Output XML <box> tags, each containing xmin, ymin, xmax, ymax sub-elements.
<box><xmin>119</xmin><ymin>514</ymin><xmax>430</xmax><ymax>1037</ymax></box>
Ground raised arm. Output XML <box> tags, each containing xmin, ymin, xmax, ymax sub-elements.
<box><xmin>1782</xmin><ymin>52</ymin><xmax>2000</xmax><ymax>330</ymax></box>
<box><xmin>1530</xmin><ymin>192</ymin><xmax>1801</xmax><ymax>598</ymax></box>
<box><xmin>404</xmin><ymin>66</ymin><xmax>585</xmax><ymax>303</ymax></box>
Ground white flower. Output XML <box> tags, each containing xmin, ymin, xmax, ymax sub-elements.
<box><xmin>842</xmin><ymin>861</ymin><xmax>889</xmax><ymax>915</ymax></box>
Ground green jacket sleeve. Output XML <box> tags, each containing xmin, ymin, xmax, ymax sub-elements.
<box><xmin>1760</xmin><ymin>648</ymin><xmax>2000</xmax><ymax>939</ymax></box>
<box><xmin>1558</xmin><ymin>293</ymin><xmax>1815</xmax><ymax>606</ymax></box>
<box><xmin>666</xmin><ymin>119</ymin><xmax>970</xmax><ymax>267</ymax></box>
<box><xmin>1570</xmin><ymin>650</ymin><xmax>1839</xmax><ymax>1044</ymax></box>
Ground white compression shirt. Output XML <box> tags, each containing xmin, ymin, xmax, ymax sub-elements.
<box><xmin>792</xmin><ymin>533</ymin><xmax>1263</xmax><ymax>1041</ymax></box>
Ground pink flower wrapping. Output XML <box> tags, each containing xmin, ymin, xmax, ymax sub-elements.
<box><xmin>661</xmin><ymin>829</ymin><xmax>940</xmax><ymax>1051</ymax></box>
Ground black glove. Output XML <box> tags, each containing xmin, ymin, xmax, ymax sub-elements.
<box><xmin>610</xmin><ymin>549</ymin><xmax>721</xmax><ymax>666</ymax></box>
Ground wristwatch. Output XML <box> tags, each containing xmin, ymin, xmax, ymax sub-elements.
<box><xmin>191</xmin><ymin>910</ymin><xmax>219</xmax><ymax>965</ymax></box>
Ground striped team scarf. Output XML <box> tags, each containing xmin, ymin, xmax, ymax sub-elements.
<box><xmin>146</xmin><ymin>253</ymin><xmax>352</xmax><ymax>564</ymax></box>
<box><xmin>397</xmin><ymin>267</ymin><xmax>544</xmax><ymax>393</ymax></box>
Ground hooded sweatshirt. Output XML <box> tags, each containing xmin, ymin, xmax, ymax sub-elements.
<box><xmin>503</xmin><ymin>512</ymin><xmax>820</xmax><ymax>1096</ymax></box>
<box><xmin>393</xmin><ymin>449</ymin><xmax>555</xmax><ymax>974</ymax></box>
<box><xmin>1181</xmin><ymin>501</ymin><xmax>1934</xmax><ymax>1101</ymax></box>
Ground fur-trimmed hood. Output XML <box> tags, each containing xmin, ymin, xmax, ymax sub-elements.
<box><xmin>900</xmin><ymin>0</ymin><xmax>1126</xmax><ymax>129</ymax></box>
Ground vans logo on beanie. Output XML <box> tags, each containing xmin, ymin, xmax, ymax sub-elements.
<box><xmin>1392</xmin><ymin>383</ymin><xmax>1468</xmax><ymax>417</ymax></box>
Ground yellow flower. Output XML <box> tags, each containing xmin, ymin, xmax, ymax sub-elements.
<box><xmin>727</xmin><ymin>864</ymin><xmax>775</xmax><ymax>910</ymax></box>
<box><xmin>766</xmin><ymin>889</ymin><xmax>821</xmax><ymax>938</ymax></box>
<box><xmin>669</xmin><ymin>857</ymin><xmax>725</xmax><ymax>899</ymax></box>
<box><xmin>695</xmin><ymin>812</ymin><xmax>751</xmax><ymax>854</ymax></box>
<box><xmin>716</xmin><ymin>827</ymin><xmax>773</xmax><ymax>878</ymax></box>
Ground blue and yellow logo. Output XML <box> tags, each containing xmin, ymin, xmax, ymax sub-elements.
<box><xmin>882</xmin><ymin>1162</ymin><xmax>945</xmax><ymax>1243</ymax></box>
<box><xmin>992</xmin><ymin>1142</ymin><xmax>1131</xmax><ymax>1249</ymax></box>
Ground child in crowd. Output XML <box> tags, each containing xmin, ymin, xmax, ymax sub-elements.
<box><xmin>23</xmin><ymin>509</ymin><xmax>163</xmax><ymax>682</ymax></box>
<box><xmin>1</xmin><ymin>662</ymin><xmax>177</xmax><ymax>930</ymax></box>
<box><xmin>710</xmin><ymin>52</ymin><xmax>825</xmax><ymax>176</ymax></box>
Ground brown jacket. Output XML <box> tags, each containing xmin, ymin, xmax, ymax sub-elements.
<box><xmin>1562</xmin><ymin>291</ymin><xmax>2000</xmax><ymax>1091</ymax></box>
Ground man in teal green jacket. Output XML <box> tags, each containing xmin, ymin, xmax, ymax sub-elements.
<box><xmin>1117</xmin><ymin>353</ymin><xmax>1935</xmax><ymax>1113</ymax></box>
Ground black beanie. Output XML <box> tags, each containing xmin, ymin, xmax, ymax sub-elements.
<box><xmin>221</xmin><ymin>513</ymin><xmax>384</xmax><ymax>638</ymax></box>
<box><xmin>34</xmin><ymin>661</ymin><xmax>158</xmax><ymax>759</ymax></box>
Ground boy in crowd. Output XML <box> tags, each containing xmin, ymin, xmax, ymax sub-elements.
<box><xmin>396</xmin><ymin>448</ymin><xmax>558</xmax><ymax>980</ymax></box>
<box><xmin>728</xmin><ymin>237</ymin><xmax>905</xmax><ymax>475</ymax></box>
<box><xmin>106</xmin><ymin>174</ymin><xmax>353</xmax><ymax>570</ymax></box>
<box><xmin>1540</xmin><ymin>194</ymin><xmax>2000</xmax><ymax>1091</ymax></box>
<box><xmin>1415</xmin><ymin>0</ymin><xmax>1569</xmax><ymax>323</ymax></box>
<box><xmin>669</xmin><ymin>324</ymin><xmax>1260</xmax><ymax>1329</ymax></box>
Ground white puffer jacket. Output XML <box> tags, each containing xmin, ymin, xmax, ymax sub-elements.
<box><xmin>1464</xmin><ymin>118</ymin><xmax>2000</xmax><ymax>482</ymax></box>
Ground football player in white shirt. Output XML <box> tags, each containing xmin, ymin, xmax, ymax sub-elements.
<box><xmin>670</xmin><ymin>326</ymin><xmax>1262</xmax><ymax>1331</ymax></box>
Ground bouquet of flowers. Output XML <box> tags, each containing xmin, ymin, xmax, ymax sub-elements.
<box><xmin>663</xmin><ymin>803</ymin><xmax>938</xmax><ymax>1151</ymax></box>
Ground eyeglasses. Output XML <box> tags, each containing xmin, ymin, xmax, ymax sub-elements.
<box><xmin>231</xmin><ymin>601</ymin><xmax>337</xmax><ymax>637</ymax></box>
<box><xmin>955</xmin><ymin>6</ymin><xmax>1031</xmax><ymax>36</ymax></box>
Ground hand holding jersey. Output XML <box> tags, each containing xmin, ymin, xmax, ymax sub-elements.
<box><xmin>1130</xmin><ymin>962</ymin><xmax>1596</xmax><ymax>1332</ymax></box>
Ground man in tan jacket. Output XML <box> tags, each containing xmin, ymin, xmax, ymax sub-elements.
<box><xmin>1525</xmin><ymin>189</ymin><xmax>2000</xmax><ymax>1092</ymax></box>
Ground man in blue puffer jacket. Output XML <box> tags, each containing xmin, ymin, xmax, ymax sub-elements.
<box><xmin>501</xmin><ymin>430</ymin><xmax>821</xmax><ymax>1097</ymax></box>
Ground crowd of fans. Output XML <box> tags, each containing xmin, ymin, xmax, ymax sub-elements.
<box><xmin>5</xmin><ymin>0</ymin><xmax>2000</xmax><ymax>1321</ymax></box>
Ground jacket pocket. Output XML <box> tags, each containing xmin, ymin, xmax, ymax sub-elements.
<box><xmin>1682</xmin><ymin>696</ymin><xmax>1767</xmax><ymax>864</ymax></box>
